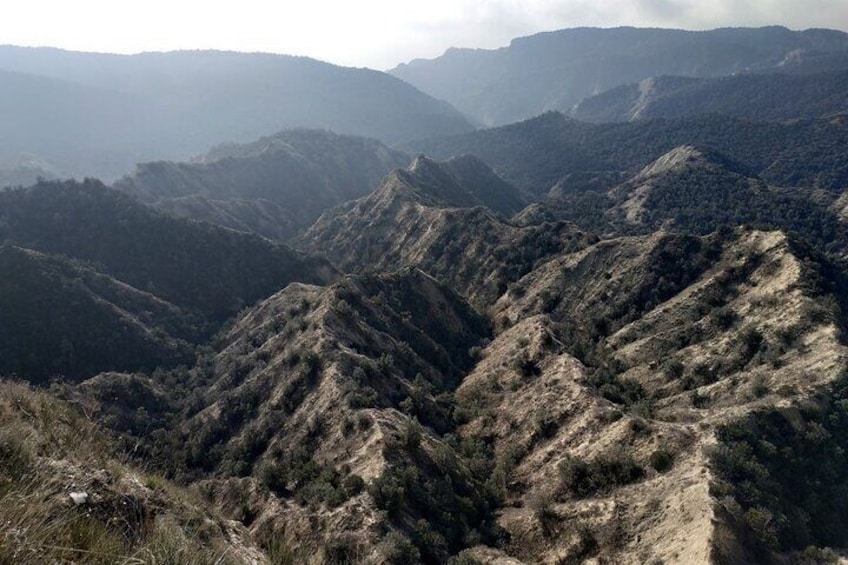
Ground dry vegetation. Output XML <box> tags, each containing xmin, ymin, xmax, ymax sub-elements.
<box><xmin>0</xmin><ymin>379</ymin><xmax>262</xmax><ymax>564</ymax></box>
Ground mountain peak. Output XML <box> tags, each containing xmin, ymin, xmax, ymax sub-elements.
<box><xmin>391</xmin><ymin>154</ymin><xmax>524</xmax><ymax>214</ymax></box>
<box><xmin>405</xmin><ymin>154</ymin><xmax>458</xmax><ymax>190</ymax></box>
<box><xmin>637</xmin><ymin>144</ymin><xmax>751</xmax><ymax>179</ymax></box>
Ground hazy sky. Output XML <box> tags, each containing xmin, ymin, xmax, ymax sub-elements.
<box><xmin>2</xmin><ymin>0</ymin><xmax>847</xmax><ymax>69</ymax></box>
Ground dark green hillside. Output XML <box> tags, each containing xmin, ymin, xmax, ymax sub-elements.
<box><xmin>595</xmin><ymin>146</ymin><xmax>848</xmax><ymax>254</ymax></box>
<box><xmin>0</xmin><ymin>246</ymin><xmax>196</xmax><ymax>382</ymax></box>
<box><xmin>0</xmin><ymin>179</ymin><xmax>336</xmax><ymax>320</ymax></box>
<box><xmin>712</xmin><ymin>373</ymin><xmax>848</xmax><ymax>553</ymax></box>
<box><xmin>115</xmin><ymin>129</ymin><xmax>410</xmax><ymax>240</ymax></box>
<box><xmin>410</xmin><ymin>112</ymin><xmax>848</xmax><ymax>196</ymax></box>
<box><xmin>437</xmin><ymin>154</ymin><xmax>526</xmax><ymax>214</ymax></box>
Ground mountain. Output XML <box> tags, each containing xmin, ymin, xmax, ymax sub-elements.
<box><xmin>0</xmin><ymin>179</ymin><xmax>336</xmax><ymax>322</ymax></box>
<box><xmin>81</xmin><ymin>224</ymin><xmax>848</xmax><ymax>563</ymax></box>
<box><xmin>29</xmin><ymin>153</ymin><xmax>848</xmax><ymax>562</ymax></box>
<box><xmin>0</xmin><ymin>246</ymin><xmax>197</xmax><ymax>383</ymax></box>
<box><xmin>0</xmin><ymin>68</ymin><xmax>143</xmax><ymax>181</ymax></box>
<box><xmin>572</xmin><ymin>70</ymin><xmax>848</xmax><ymax>123</ymax></box>
<box><xmin>459</xmin><ymin>227</ymin><xmax>848</xmax><ymax>563</ymax></box>
<box><xmin>606</xmin><ymin>145</ymin><xmax>758</xmax><ymax>226</ymax></box>
<box><xmin>0</xmin><ymin>47</ymin><xmax>473</xmax><ymax>180</ymax></box>
<box><xmin>9</xmin><ymin>28</ymin><xmax>848</xmax><ymax>564</ymax></box>
<box><xmin>114</xmin><ymin>129</ymin><xmax>410</xmax><ymax>241</ymax></box>
<box><xmin>609</xmin><ymin>145</ymin><xmax>845</xmax><ymax>243</ymax></box>
<box><xmin>300</xmin><ymin>155</ymin><xmax>593</xmax><ymax>308</ymax></box>
<box><xmin>390</xmin><ymin>26</ymin><xmax>848</xmax><ymax>126</ymax></box>
<box><xmin>129</xmin><ymin>269</ymin><xmax>500</xmax><ymax>563</ymax></box>
<box><xmin>0</xmin><ymin>153</ymin><xmax>59</xmax><ymax>189</ymax></box>
<box><xmin>409</xmin><ymin>111</ymin><xmax>848</xmax><ymax>197</ymax></box>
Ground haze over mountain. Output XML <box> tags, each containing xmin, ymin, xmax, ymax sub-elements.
<box><xmin>571</xmin><ymin>69</ymin><xmax>848</xmax><ymax>122</ymax></box>
<box><xmin>391</xmin><ymin>26</ymin><xmax>848</xmax><ymax>126</ymax></box>
<box><xmin>115</xmin><ymin>129</ymin><xmax>410</xmax><ymax>241</ymax></box>
<box><xmin>0</xmin><ymin>47</ymin><xmax>472</xmax><ymax>183</ymax></box>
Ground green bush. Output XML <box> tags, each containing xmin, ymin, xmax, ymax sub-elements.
<box><xmin>711</xmin><ymin>373</ymin><xmax>848</xmax><ymax>551</ymax></box>
<box><xmin>558</xmin><ymin>451</ymin><xmax>645</xmax><ymax>499</ymax></box>
<box><xmin>324</xmin><ymin>533</ymin><xmax>362</xmax><ymax>564</ymax></box>
<box><xmin>648</xmin><ymin>449</ymin><xmax>674</xmax><ymax>473</ymax></box>
<box><xmin>448</xmin><ymin>551</ymin><xmax>485</xmax><ymax>564</ymax></box>
<box><xmin>379</xmin><ymin>531</ymin><xmax>421</xmax><ymax>564</ymax></box>
<box><xmin>533</xmin><ymin>411</ymin><xmax>560</xmax><ymax>440</ymax></box>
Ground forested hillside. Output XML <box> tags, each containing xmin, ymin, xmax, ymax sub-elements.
<box><xmin>409</xmin><ymin>112</ymin><xmax>848</xmax><ymax>196</ymax></box>
<box><xmin>115</xmin><ymin>130</ymin><xmax>410</xmax><ymax>241</ymax></box>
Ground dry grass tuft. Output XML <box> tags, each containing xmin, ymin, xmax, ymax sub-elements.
<box><xmin>0</xmin><ymin>379</ymin><xmax>251</xmax><ymax>564</ymax></box>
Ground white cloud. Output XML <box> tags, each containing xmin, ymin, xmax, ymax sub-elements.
<box><xmin>0</xmin><ymin>0</ymin><xmax>846</xmax><ymax>69</ymax></box>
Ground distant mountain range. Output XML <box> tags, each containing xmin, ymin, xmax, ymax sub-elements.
<box><xmin>571</xmin><ymin>69</ymin><xmax>848</xmax><ymax>122</ymax></box>
<box><xmin>0</xmin><ymin>47</ymin><xmax>473</xmax><ymax>182</ymax></box>
<box><xmin>391</xmin><ymin>26</ymin><xmax>848</xmax><ymax>126</ymax></box>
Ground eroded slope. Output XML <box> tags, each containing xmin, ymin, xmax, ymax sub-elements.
<box><xmin>302</xmin><ymin>156</ymin><xmax>593</xmax><ymax>308</ymax></box>
<box><xmin>461</xmin><ymin>228</ymin><xmax>848</xmax><ymax>563</ymax></box>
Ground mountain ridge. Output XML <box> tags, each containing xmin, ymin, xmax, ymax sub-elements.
<box><xmin>571</xmin><ymin>69</ymin><xmax>848</xmax><ymax>123</ymax></box>
<box><xmin>7</xmin><ymin>23</ymin><xmax>848</xmax><ymax>565</ymax></box>
<box><xmin>115</xmin><ymin>129</ymin><xmax>410</xmax><ymax>241</ymax></box>
<box><xmin>300</xmin><ymin>156</ymin><xmax>593</xmax><ymax>308</ymax></box>
<box><xmin>391</xmin><ymin>25</ymin><xmax>848</xmax><ymax>126</ymax></box>
<box><xmin>0</xmin><ymin>47</ymin><xmax>474</xmax><ymax>181</ymax></box>
<box><xmin>408</xmin><ymin>111</ymin><xmax>848</xmax><ymax>197</ymax></box>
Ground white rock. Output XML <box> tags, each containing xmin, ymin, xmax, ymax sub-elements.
<box><xmin>69</xmin><ymin>492</ymin><xmax>88</xmax><ymax>505</ymax></box>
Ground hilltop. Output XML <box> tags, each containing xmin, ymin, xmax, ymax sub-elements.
<box><xmin>300</xmin><ymin>155</ymin><xmax>593</xmax><ymax>308</ymax></box>
<box><xmin>115</xmin><ymin>129</ymin><xmax>410</xmax><ymax>241</ymax></box>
